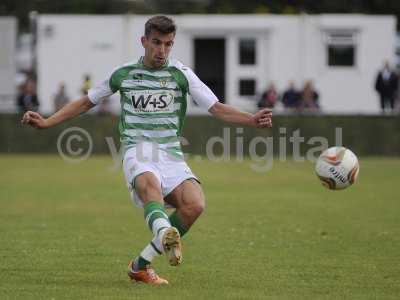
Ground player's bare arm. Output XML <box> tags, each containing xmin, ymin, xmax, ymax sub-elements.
<box><xmin>209</xmin><ymin>102</ymin><xmax>272</xmax><ymax>128</ymax></box>
<box><xmin>21</xmin><ymin>95</ymin><xmax>95</xmax><ymax>129</ymax></box>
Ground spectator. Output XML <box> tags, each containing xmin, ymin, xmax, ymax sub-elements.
<box><xmin>53</xmin><ymin>82</ymin><xmax>70</xmax><ymax>111</ymax></box>
<box><xmin>258</xmin><ymin>83</ymin><xmax>279</xmax><ymax>109</ymax></box>
<box><xmin>282</xmin><ymin>81</ymin><xmax>300</xmax><ymax>110</ymax></box>
<box><xmin>299</xmin><ymin>81</ymin><xmax>319</xmax><ymax>112</ymax></box>
<box><xmin>17</xmin><ymin>78</ymin><xmax>39</xmax><ymax>112</ymax></box>
<box><xmin>81</xmin><ymin>74</ymin><xmax>92</xmax><ymax>96</ymax></box>
<box><xmin>375</xmin><ymin>60</ymin><xmax>398</xmax><ymax>113</ymax></box>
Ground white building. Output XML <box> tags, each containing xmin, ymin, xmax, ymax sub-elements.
<box><xmin>36</xmin><ymin>14</ymin><xmax>396</xmax><ymax>114</ymax></box>
<box><xmin>0</xmin><ymin>17</ymin><xmax>17</xmax><ymax>112</ymax></box>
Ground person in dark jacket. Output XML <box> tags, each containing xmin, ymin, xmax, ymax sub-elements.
<box><xmin>17</xmin><ymin>79</ymin><xmax>39</xmax><ymax>112</ymax></box>
<box><xmin>375</xmin><ymin>61</ymin><xmax>398</xmax><ymax>113</ymax></box>
<box><xmin>282</xmin><ymin>81</ymin><xmax>300</xmax><ymax>110</ymax></box>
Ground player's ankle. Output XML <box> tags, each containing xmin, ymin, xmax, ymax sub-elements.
<box><xmin>133</xmin><ymin>256</ymin><xmax>150</xmax><ymax>271</ymax></box>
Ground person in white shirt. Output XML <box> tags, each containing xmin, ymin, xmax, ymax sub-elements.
<box><xmin>21</xmin><ymin>15</ymin><xmax>272</xmax><ymax>285</ymax></box>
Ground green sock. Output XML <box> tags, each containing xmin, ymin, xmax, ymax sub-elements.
<box><xmin>144</xmin><ymin>201</ymin><xmax>170</xmax><ymax>234</ymax></box>
<box><xmin>169</xmin><ymin>211</ymin><xmax>188</xmax><ymax>237</ymax></box>
<box><xmin>134</xmin><ymin>202</ymin><xmax>170</xmax><ymax>271</ymax></box>
<box><xmin>134</xmin><ymin>256</ymin><xmax>150</xmax><ymax>271</ymax></box>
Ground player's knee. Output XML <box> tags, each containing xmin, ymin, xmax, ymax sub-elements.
<box><xmin>188</xmin><ymin>198</ymin><xmax>205</xmax><ymax>218</ymax></box>
<box><xmin>145</xmin><ymin>186</ymin><xmax>162</xmax><ymax>201</ymax></box>
<box><xmin>135</xmin><ymin>174</ymin><xmax>162</xmax><ymax>202</ymax></box>
<box><xmin>195</xmin><ymin>201</ymin><xmax>205</xmax><ymax>217</ymax></box>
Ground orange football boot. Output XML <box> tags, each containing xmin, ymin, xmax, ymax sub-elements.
<box><xmin>127</xmin><ymin>260</ymin><xmax>168</xmax><ymax>285</ymax></box>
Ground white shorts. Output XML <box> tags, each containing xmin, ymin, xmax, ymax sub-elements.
<box><xmin>122</xmin><ymin>142</ymin><xmax>198</xmax><ymax>208</ymax></box>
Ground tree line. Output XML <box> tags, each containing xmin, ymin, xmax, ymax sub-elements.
<box><xmin>1</xmin><ymin>0</ymin><xmax>398</xmax><ymax>32</ymax></box>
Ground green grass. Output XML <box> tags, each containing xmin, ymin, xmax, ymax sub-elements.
<box><xmin>0</xmin><ymin>155</ymin><xmax>399</xmax><ymax>299</ymax></box>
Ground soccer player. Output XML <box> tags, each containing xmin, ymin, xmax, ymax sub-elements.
<box><xmin>21</xmin><ymin>15</ymin><xmax>272</xmax><ymax>285</ymax></box>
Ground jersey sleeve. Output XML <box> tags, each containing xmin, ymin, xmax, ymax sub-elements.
<box><xmin>181</xmin><ymin>66</ymin><xmax>219</xmax><ymax>110</ymax></box>
<box><xmin>87</xmin><ymin>70</ymin><xmax>119</xmax><ymax>105</ymax></box>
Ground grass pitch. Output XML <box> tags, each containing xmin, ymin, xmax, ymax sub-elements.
<box><xmin>1</xmin><ymin>155</ymin><xmax>399</xmax><ymax>299</ymax></box>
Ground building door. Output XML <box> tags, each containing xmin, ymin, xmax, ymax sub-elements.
<box><xmin>194</xmin><ymin>38</ymin><xmax>225</xmax><ymax>103</ymax></box>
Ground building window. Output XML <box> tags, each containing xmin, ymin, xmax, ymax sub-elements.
<box><xmin>328</xmin><ymin>45</ymin><xmax>355</xmax><ymax>66</ymax></box>
<box><xmin>239</xmin><ymin>79</ymin><xmax>256</xmax><ymax>96</ymax></box>
<box><xmin>325</xmin><ymin>31</ymin><xmax>357</xmax><ymax>67</ymax></box>
<box><xmin>239</xmin><ymin>38</ymin><xmax>256</xmax><ymax>65</ymax></box>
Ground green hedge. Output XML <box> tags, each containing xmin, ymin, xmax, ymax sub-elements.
<box><xmin>1</xmin><ymin>114</ymin><xmax>400</xmax><ymax>156</ymax></box>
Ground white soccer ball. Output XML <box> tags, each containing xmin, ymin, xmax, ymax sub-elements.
<box><xmin>315</xmin><ymin>146</ymin><xmax>359</xmax><ymax>190</ymax></box>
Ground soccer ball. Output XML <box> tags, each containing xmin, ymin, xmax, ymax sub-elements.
<box><xmin>315</xmin><ymin>146</ymin><xmax>359</xmax><ymax>190</ymax></box>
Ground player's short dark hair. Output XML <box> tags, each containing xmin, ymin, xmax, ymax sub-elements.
<box><xmin>145</xmin><ymin>15</ymin><xmax>176</xmax><ymax>37</ymax></box>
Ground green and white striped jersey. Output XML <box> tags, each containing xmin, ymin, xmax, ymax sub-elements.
<box><xmin>88</xmin><ymin>57</ymin><xmax>218</xmax><ymax>158</ymax></box>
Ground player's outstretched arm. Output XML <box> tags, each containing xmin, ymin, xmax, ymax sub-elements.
<box><xmin>209</xmin><ymin>102</ymin><xmax>272</xmax><ymax>128</ymax></box>
<box><xmin>21</xmin><ymin>96</ymin><xmax>95</xmax><ymax>129</ymax></box>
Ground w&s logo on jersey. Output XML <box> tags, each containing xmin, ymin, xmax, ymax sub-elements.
<box><xmin>126</xmin><ymin>90</ymin><xmax>175</xmax><ymax>113</ymax></box>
